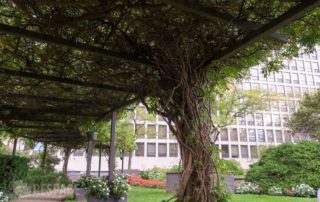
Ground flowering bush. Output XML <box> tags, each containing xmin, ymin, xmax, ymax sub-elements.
<box><xmin>268</xmin><ymin>186</ymin><xmax>283</xmax><ymax>196</ymax></box>
<box><xmin>74</xmin><ymin>175</ymin><xmax>97</xmax><ymax>188</ymax></box>
<box><xmin>292</xmin><ymin>184</ymin><xmax>315</xmax><ymax>197</ymax></box>
<box><xmin>87</xmin><ymin>178</ymin><xmax>110</xmax><ymax>199</ymax></box>
<box><xmin>283</xmin><ymin>188</ymin><xmax>294</xmax><ymax>196</ymax></box>
<box><xmin>128</xmin><ymin>175</ymin><xmax>165</xmax><ymax>189</ymax></box>
<box><xmin>0</xmin><ymin>191</ymin><xmax>9</xmax><ymax>202</ymax></box>
<box><xmin>110</xmin><ymin>174</ymin><xmax>130</xmax><ymax>199</ymax></box>
<box><xmin>236</xmin><ymin>182</ymin><xmax>261</xmax><ymax>194</ymax></box>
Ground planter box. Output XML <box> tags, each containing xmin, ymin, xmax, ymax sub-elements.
<box><xmin>166</xmin><ymin>172</ymin><xmax>181</xmax><ymax>194</ymax></box>
<box><xmin>165</xmin><ymin>172</ymin><xmax>236</xmax><ymax>194</ymax></box>
<box><xmin>74</xmin><ymin>188</ymin><xmax>86</xmax><ymax>201</ymax></box>
<box><xmin>87</xmin><ymin>195</ymin><xmax>127</xmax><ymax>202</ymax></box>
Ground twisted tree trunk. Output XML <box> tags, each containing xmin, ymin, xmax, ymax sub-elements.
<box><xmin>62</xmin><ymin>148</ymin><xmax>71</xmax><ymax>176</ymax></box>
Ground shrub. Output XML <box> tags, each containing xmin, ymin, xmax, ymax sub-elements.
<box><xmin>74</xmin><ymin>175</ymin><xmax>97</xmax><ymax>188</ymax></box>
<box><xmin>219</xmin><ymin>159</ymin><xmax>244</xmax><ymax>176</ymax></box>
<box><xmin>87</xmin><ymin>178</ymin><xmax>110</xmax><ymax>199</ymax></box>
<box><xmin>140</xmin><ymin>169</ymin><xmax>161</xmax><ymax>180</ymax></box>
<box><xmin>292</xmin><ymin>184</ymin><xmax>316</xmax><ymax>197</ymax></box>
<box><xmin>268</xmin><ymin>186</ymin><xmax>283</xmax><ymax>196</ymax></box>
<box><xmin>110</xmin><ymin>174</ymin><xmax>130</xmax><ymax>199</ymax></box>
<box><xmin>128</xmin><ymin>175</ymin><xmax>165</xmax><ymax>189</ymax></box>
<box><xmin>24</xmin><ymin>168</ymin><xmax>71</xmax><ymax>191</ymax></box>
<box><xmin>236</xmin><ymin>182</ymin><xmax>261</xmax><ymax>194</ymax></box>
<box><xmin>0</xmin><ymin>155</ymin><xmax>29</xmax><ymax>192</ymax></box>
<box><xmin>0</xmin><ymin>191</ymin><xmax>9</xmax><ymax>202</ymax></box>
<box><xmin>245</xmin><ymin>141</ymin><xmax>320</xmax><ymax>192</ymax></box>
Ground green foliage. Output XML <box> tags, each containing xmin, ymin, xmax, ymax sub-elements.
<box><xmin>74</xmin><ymin>175</ymin><xmax>97</xmax><ymax>188</ymax></box>
<box><xmin>219</xmin><ymin>159</ymin><xmax>244</xmax><ymax>176</ymax></box>
<box><xmin>0</xmin><ymin>155</ymin><xmax>29</xmax><ymax>192</ymax></box>
<box><xmin>24</xmin><ymin>168</ymin><xmax>71</xmax><ymax>190</ymax></box>
<box><xmin>140</xmin><ymin>169</ymin><xmax>161</xmax><ymax>180</ymax></box>
<box><xmin>30</xmin><ymin>152</ymin><xmax>60</xmax><ymax>172</ymax></box>
<box><xmin>245</xmin><ymin>141</ymin><xmax>320</xmax><ymax>193</ymax></box>
<box><xmin>288</xmin><ymin>89</ymin><xmax>320</xmax><ymax>140</ymax></box>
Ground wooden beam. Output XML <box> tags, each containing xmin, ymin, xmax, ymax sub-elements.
<box><xmin>0</xmin><ymin>23</ymin><xmax>154</xmax><ymax>66</ymax></box>
<box><xmin>0</xmin><ymin>105</ymin><xmax>104</xmax><ymax>116</ymax></box>
<box><xmin>1</xmin><ymin>93</ymin><xmax>107</xmax><ymax>107</ymax></box>
<box><xmin>212</xmin><ymin>0</ymin><xmax>320</xmax><ymax>62</ymax></box>
<box><xmin>162</xmin><ymin>0</ymin><xmax>288</xmax><ymax>43</ymax></box>
<box><xmin>0</xmin><ymin>68</ymin><xmax>137</xmax><ymax>93</ymax></box>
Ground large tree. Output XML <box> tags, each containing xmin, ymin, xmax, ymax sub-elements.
<box><xmin>288</xmin><ymin>89</ymin><xmax>320</xmax><ymax>141</ymax></box>
<box><xmin>0</xmin><ymin>1</ymin><xmax>319</xmax><ymax>201</ymax></box>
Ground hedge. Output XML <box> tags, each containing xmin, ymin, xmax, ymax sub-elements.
<box><xmin>0</xmin><ymin>155</ymin><xmax>29</xmax><ymax>192</ymax></box>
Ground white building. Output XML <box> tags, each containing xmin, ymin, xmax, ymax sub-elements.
<box><xmin>57</xmin><ymin>47</ymin><xmax>320</xmax><ymax>172</ymax></box>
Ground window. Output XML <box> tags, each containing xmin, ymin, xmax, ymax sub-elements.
<box><xmin>241</xmin><ymin>145</ymin><xmax>249</xmax><ymax>158</ymax></box>
<box><xmin>231</xmin><ymin>145</ymin><xmax>239</xmax><ymax>158</ymax></box>
<box><xmin>251</xmin><ymin>69</ymin><xmax>259</xmax><ymax>80</ymax></box>
<box><xmin>239</xmin><ymin>129</ymin><xmax>247</xmax><ymax>142</ymax></box>
<box><xmin>294</xmin><ymin>87</ymin><xmax>301</xmax><ymax>98</ymax></box>
<box><xmin>269</xmin><ymin>85</ymin><xmax>276</xmax><ymax>93</ymax></box>
<box><xmin>284</xmin><ymin>72</ymin><xmax>291</xmax><ymax>83</ymax></box>
<box><xmin>276</xmin><ymin>72</ymin><xmax>283</xmax><ymax>83</ymax></box>
<box><xmin>220</xmin><ymin>129</ymin><xmax>228</xmax><ymax>141</ymax></box>
<box><xmin>136</xmin><ymin>124</ymin><xmax>145</xmax><ymax>138</ymax></box>
<box><xmin>267</xmin><ymin>130</ymin><xmax>274</xmax><ymax>143</ymax></box>
<box><xmin>268</xmin><ymin>73</ymin><xmax>275</xmax><ymax>82</ymax></box>
<box><xmin>286</xmin><ymin>86</ymin><xmax>293</xmax><ymax>97</ymax></box>
<box><xmin>169</xmin><ymin>143</ymin><xmax>178</xmax><ymax>157</ymax></box>
<box><xmin>304</xmin><ymin>61</ymin><xmax>312</xmax><ymax>72</ymax></box>
<box><xmin>265</xmin><ymin>114</ymin><xmax>272</xmax><ymax>126</ymax></box>
<box><xmin>252</xmin><ymin>83</ymin><xmax>260</xmax><ymax>90</ymax></box>
<box><xmin>297</xmin><ymin>60</ymin><xmax>305</xmax><ymax>71</ymax></box>
<box><xmin>247</xmin><ymin>114</ymin><xmax>255</xmax><ymax>126</ymax></box>
<box><xmin>291</xmin><ymin>73</ymin><xmax>299</xmax><ymax>84</ymax></box>
<box><xmin>221</xmin><ymin>145</ymin><xmax>229</xmax><ymax>158</ymax></box>
<box><xmin>250</xmin><ymin>146</ymin><xmax>259</xmax><ymax>159</ymax></box>
<box><xmin>287</xmin><ymin>101</ymin><xmax>295</xmax><ymax>112</ymax></box>
<box><xmin>257</xmin><ymin>129</ymin><xmax>265</xmax><ymax>142</ymax></box>
<box><xmin>315</xmin><ymin>75</ymin><xmax>320</xmax><ymax>86</ymax></box>
<box><xmin>284</xmin><ymin>131</ymin><xmax>292</xmax><ymax>142</ymax></box>
<box><xmin>158</xmin><ymin>125</ymin><xmax>167</xmax><ymax>139</ymax></box>
<box><xmin>147</xmin><ymin>125</ymin><xmax>156</xmax><ymax>139</ymax></box>
<box><xmin>147</xmin><ymin>143</ymin><xmax>156</xmax><ymax>157</ymax></box>
<box><xmin>277</xmin><ymin>85</ymin><xmax>285</xmax><ymax>96</ymax></box>
<box><xmin>283</xmin><ymin>60</ymin><xmax>289</xmax><ymax>69</ymax></box>
<box><xmin>158</xmin><ymin>143</ymin><xmax>167</xmax><ymax>157</ymax></box>
<box><xmin>243</xmin><ymin>82</ymin><xmax>251</xmax><ymax>90</ymax></box>
<box><xmin>282</xmin><ymin>115</ymin><xmax>288</xmax><ymax>127</ymax></box>
<box><xmin>248</xmin><ymin>129</ymin><xmax>256</xmax><ymax>142</ymax></box>
<box><xmin>312</xmin><ymin>62</ymin><xmax>319</xmax><ymax>72</ymax></box>
<box><xmin>230</xmin><ymin>129</ymin><xmax>238</xmax><ymax>141</ymax></box>
<box><xmin>273</xmin><ymin>114</ymin><xmax>281</xmax><ymax>127</ymax></box>
<box><xmin>299</xmin><ymin>74</ymin><xmax>307</xmax><ymax>85</ymax></box>
<box><xmin>169</xmin><ymin>127</ymin><xmax>175</xmax><ymax>140</ymax></box>
<box><xmin>237</xmin><ymin>116</ymin><xmax>246</xmax><ymax>125</ymax></box>
<box><xmin>289</xmin><ymin>60</ymin><xmax>297</xmax><ymax>70</ymax></box>
<box><xmin>279</xmin><ymin>101</ymin><xmax>287</xmax><ymax>112</ymax></box>
<box><xmin>135</xmin><ymin>143</ymin><xmax>145</xmax><ymax>156</ymax></box>
<box><xmin>255</xmin><ymin>113</ymin><xmax>263</xmax><ymax>126</ymax></box>
<box><xmin>271</xmin><ymin>100</ymin><xmax>279</xmax><ymax>112</ymax></box>
<box><xmin>275</xmin><ymin>130</ymin><xmax>283</xmax><ymax>143</ymax></box>
<box><xmin>307</xmin><ymin>75</ymin><xmax>314</xmax><ymax>85</ymax></box>
<box><xmin>73</xmin><ymin>150</ymin><xmax>84</xmax><ymax>156</ymax></box>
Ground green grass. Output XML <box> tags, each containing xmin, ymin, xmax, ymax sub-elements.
<box><xmin>65</xmin><ymin>187</ymin><xmax>317</xmax><ymax>202</ymax></box>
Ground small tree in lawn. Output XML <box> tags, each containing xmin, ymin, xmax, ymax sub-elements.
<box><xmin>287</xmin><ymin>89</ymin><xmax>320</xmax><ymax>141</ymax></box>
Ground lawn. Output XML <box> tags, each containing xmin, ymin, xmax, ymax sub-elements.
<box><xmin>128</xmin><ymin>187</ymin><xmax>317</xmax><ymax>202</ymax></box>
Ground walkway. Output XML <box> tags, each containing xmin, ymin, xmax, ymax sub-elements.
<box><xmin>12</xmin><ymin>189</ymin><xmax>73</xmax><ymax>202</ymax></box>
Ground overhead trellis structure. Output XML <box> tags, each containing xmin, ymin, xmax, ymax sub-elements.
<box><xmin>0</xmin><ymin>0</ymin><xmax>319</xmax><ymax>200</ymax></box>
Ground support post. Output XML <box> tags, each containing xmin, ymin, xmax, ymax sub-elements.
<box><xmin>108</xmin><ymin>111</ymin><xmax>116</xmax><ymax>184</ymax></box>
<box><xmin>12</xmin><ymin>138</ymin><xmax>18</xmax><ymax>156</ymax></box>
<box><xmin>317</xmin><ymin>189</ymin><xmax>320</xmax><ymax>202</ymax></box>
<box><xmin>41</xmin><ymin>142</ymin><xmax>48</xmax><ymax>171</ymax></box>
<box><xmin>98</xmin><ymin>143</ymin><xmax>102</xmax><ymax>177</ymax></box>
<box><xmin>86</xmin><ymin>132</ymin><xmax>97</xmax><ymax>176</ymax></box>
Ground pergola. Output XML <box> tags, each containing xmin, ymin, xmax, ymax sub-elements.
<box><xmin>0</xmin><ymin>1</ymin><xmax>319</xmax><ymax>201</ymax></box>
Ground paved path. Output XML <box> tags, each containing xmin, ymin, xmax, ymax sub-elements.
<box><xmin>12</xmin><ymin>189</ymin><xmax>73</xmax><ymax>202</ymax></box>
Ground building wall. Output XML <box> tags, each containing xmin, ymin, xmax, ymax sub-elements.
<box><xmin>57</xmin><ymin>47</ymin><xmax>320</xmax><ymax>172</ymax></box>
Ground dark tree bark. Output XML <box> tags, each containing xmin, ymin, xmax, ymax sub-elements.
<box><xmin>62</xmin><ymin>148</ymin><xmax>72</xmax><ymax>176</ymax></box>
<box><xmin>41</xmin><ymin>142</ymin><xmax>48</xmax><ymax>171</ymax></box>
<box><xmin>12</xmin><ymin>138</ymin><xmax>18</xmax><ymax>156</ymax></box>
<box><xmin>128</xmin><ymin>151</ymin><xmax>132</xmax><ymax>172</ymax></box>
